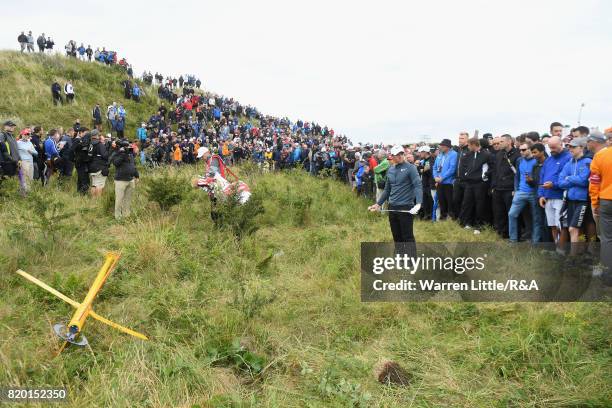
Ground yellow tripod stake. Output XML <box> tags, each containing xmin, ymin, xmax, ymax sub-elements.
<box><xmin>16</xmin><ymin>253</ymin><xmax>148</xmax><ymax>354</ymax></box>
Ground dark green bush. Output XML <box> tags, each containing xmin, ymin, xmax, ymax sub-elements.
<box><xmin>145</xmin><ymin>173</ymin><xmax>190</xmax><ymax>211</ymax></box>
<box><xmin>213</xmin><ymin>190</ymin><xmax>264</xmax><ymax>239</ymax></box>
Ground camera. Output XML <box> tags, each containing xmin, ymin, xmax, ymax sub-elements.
<box><xmin>116</xmin><ymin>139</ymin><xmax>133</xmax><ymax>153</ymax></box>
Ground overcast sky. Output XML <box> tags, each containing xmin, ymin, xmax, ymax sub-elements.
<box><xmin>2</xmin><ymin>0</ymin><xmax>611</xmax><ymax>144</ymax></box>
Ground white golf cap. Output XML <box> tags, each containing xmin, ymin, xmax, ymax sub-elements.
<box><xmin>417</xmin><ymin>145</ymin><xmax>430</xmax><ymax>153</ymax></box>
<box><xmin>196</xmin><ymin>146</ymin><xmax>209</xmax><ymax>158</ymax></box>
<box><xmin>390</xmin><ymin>145</ymin><xmax>404</xmax><ymax>155</ymax></box>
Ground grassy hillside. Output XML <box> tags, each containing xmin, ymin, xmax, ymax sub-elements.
<box><xmin>0</xmin><ymin>167</ymin><xmax>610</xmax><ymax>407</ymax></box>
<box><xmin>0</xmin><ymin>52</ymin><xmax>610</xmax><ymax>407</ymax></box>
<box><xmin>0</xmin><ymin>51</ymin><xmax>162</xmax><ymax>135</ymax></box>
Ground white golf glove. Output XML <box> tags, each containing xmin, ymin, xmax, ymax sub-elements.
<box><xmin>408</xmin><ymin>203</ymin><xmax>421</xmax><ymax>215</ymax></box>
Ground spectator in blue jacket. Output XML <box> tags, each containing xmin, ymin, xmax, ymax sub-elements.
<box><xmin>114</xmin><ymin>116</ymin><xmax>125</xmax><ymax>138</ymax></box>
<box><xmin>132</xmin><ymin>84</ymin><xmax>141</xmax><ymax>102</ymax></box>
<box><xmin>137</xmin><ymin>123</ymin><xmax>147</xmax><ymax>143</ymax></box>
<box><xmin>77</xmin><ymin>43</ymin><xmax>86</xmax><ymax>60</ymax></box>
<box><xmin>292</xmin><ymin>143</ymin><xmax>301</xmax><ymax>165</ymax></box>
<box><xmin>433</xmin><ymin>138</ymin><xmax>458</xmax><ymax>220</ymax></box>
<box><xmin>137</xmin><ymin>123</ymin><xmax>148</xmax><ymax>164</ymax></box>
<box><xmin>508</xmin><ymin>141</ymin><xmax>542</xmax><ymax>243</ymax></box>
<box><xmin>538</xmin><ymin>136</ymin><xmax>571</xmax><ymax>245</ymax></box>
<box><xmin>43</xmin><ymin>129</ymin><xmax>61</xmax><ymax>185</ymax></box>
<box><xmin>558</xmin><ymin>138</ymin><xmax>592</xmax><ymax>254</ymax></box>
<box><xmin>355</xmin><ymin>160</ymin><xmax>366</xmax><ymax>194</ymax></box>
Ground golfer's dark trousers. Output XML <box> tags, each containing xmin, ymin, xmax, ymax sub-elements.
<box><xmin>388</xmin><ymin>204</ymin><xmax>416</xmax><ymax>259</ymax></box>
<box><xmin>436</xmin><ymin>183</ymin><xmax>454</xmax><ymax>219</ymax></box>
<box><xmin>388</xmin><ymin>205</ymin><xmax>415</xmax><ymax>243</ymax></box>
<box><xmin>492</xmin><ymin>189</ymin><xmax>514</xmax><ymax>238</ymax></box>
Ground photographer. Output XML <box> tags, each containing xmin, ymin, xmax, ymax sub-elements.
<box><xmin>111</xmin><ymin>139</ymin><xmax>139</xmax><ymax>220</ymax></box>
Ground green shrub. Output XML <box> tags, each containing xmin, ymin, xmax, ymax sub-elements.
<box><xmin>145</xmin><ymin>172</ymin><xmax>190</xmax><ymax>211</ymax></box>
<box><xmin>213</xmin><ymin>190</ymin><xmax>264</xmax><ymax>239</ymax></box>
<box><xmin>18</xmin><ymin>188</ymin><xmax>76</xmax><ymax>239</ymax></box>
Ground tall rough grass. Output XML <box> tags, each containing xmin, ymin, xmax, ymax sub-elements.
<box><xmin>0</xmin><ymin>165</ymin><xmax>610</xmax><ymax>407</ymax></box>
<box><xmin>0</xmin><ymin>51</ymin><xmax>609</xmax><ymax>407</ymax></box>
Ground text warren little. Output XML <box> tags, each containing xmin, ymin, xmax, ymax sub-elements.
<box><xmin>372</xmin><ymin>279</ymin><xmax>540</xmax><ymax>291</ymax></box>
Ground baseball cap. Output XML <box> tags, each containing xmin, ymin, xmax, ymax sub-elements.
<box><xmin>3</xmin><ymin>120</ymin><xmax>17</xmax><ymax>127</ymax></box>
<box><xmin>390</xmin><ymin>145</ymin><xmax>404</xmax><ymax>155</ymax></box>
<box><xmin>568</xmin><ymin>138</ymin><xmax>586</xmax><ymax>147</ymax></box>
<box><xmin>417</xmin><ymin>145</ymin><xmax>430</xmax><ymax>153</ymax></box>
<box><xmin>587</xmin><ymin>131</ymin><xmax>606</xmax><ymax>143</ymax></box>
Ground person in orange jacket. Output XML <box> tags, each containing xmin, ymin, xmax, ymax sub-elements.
<box><xmin>173</xmin><ymin>143</ymin><xmax>182</xmax><ymax>165</ymax></box>
<box><xmin>588</xmin><ymin>130</ymin><xmax>612</xmax><ymax>273</ymax></box>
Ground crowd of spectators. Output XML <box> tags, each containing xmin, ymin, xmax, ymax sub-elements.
<box><xmin>5</xmin><ymin>32</ymin><xmax>612</xmax><ymax>272</ymax></box>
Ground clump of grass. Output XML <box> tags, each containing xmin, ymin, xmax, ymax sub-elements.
<box><xmin>232</xmin><ymin>278</ymin><xmax>277</xmax><ymax>319</ymax></box>
<box><xmin>100</xmin><ymin>183</ymin><xmax>116</xmax><ymax>216</ymax></box>
<box><xmin>317</xmin><ymin>366</ymin><xmax>372</xmax><ymax>407</ymax></box>
<box><xmin>206</xmin><ymin>338</ymin><xmax>267</xmax><ymax>378</ymax></box>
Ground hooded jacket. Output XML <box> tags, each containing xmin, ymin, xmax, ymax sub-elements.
<box><xmin>558</xmin><ymin>155</ymin><xmax>591</xmax><ymax>201</ymax></box>
<box><xmin>374</xmin><ymin>158</ymin><xmax>390</xmax><ymax>187</ymax></box>
<box><xmin>137</xmin><ymin>127</ymin><xmax>147</xmax><ymax>141</ymax></box>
